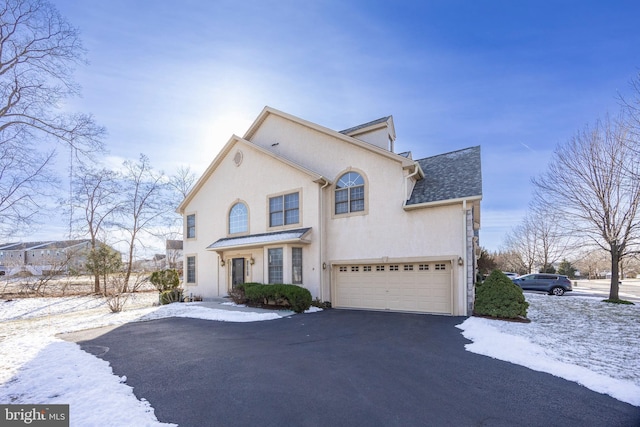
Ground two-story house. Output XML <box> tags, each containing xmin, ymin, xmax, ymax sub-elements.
<box><xmin>177</xmin><ymin>107</ymin><xmax>482</xmax><ymax>316</ymax></box>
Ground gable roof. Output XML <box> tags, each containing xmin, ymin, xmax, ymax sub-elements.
<box><xmin>405</xmin><ymin>146</ymin><xmax>482</xmax><ymax>207</ymax></box>
<box><xmin>176</xmin><ymin>135</ymin><xmax>330</xmax><ymax>214</ymax></box>
<box><xmin>243</xmin><ymin>106</ymin><xmax>413</xmax><ymax>168</ymax></box>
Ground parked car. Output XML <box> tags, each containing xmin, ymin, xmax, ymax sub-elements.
<box><xmin>502</xmin><ymin>272</ymin><xmax>518</xmax><ymax>280</ymax></box>
<box><xmin>511</xmin><ymin>273</ymin><xmax>573</xmax><ymax>296</ymax></box>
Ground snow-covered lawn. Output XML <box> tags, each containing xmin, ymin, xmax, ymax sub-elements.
<box><xmin>0</xmin><ymin>292</ymin><xmax>638</xmax><ymax>426</ymax></box>
<box><xmin>457</xmin><ymin>293</ymin><xmax>640</xmax><ymax>407</ymax></box>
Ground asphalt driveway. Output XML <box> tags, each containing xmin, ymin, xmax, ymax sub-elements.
<box><xmin>73</xmin><ymin>310</ymin><xmax>640</xmax><ymax>427</ymax></box>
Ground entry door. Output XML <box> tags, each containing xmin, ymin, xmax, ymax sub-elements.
<box><xmin>232</xmin><ymin>258</ymin><xmax>245</xmax><ymax>288</ymax></box>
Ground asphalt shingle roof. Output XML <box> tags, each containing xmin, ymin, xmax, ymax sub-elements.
<box><xmin>208</xmin><ymin>228</ymin><xmax>312</xmax><ymax>250</ymax></box>
<box><xmin>406</xmin><ymin>146</ymin><xmax>482</xmax><ymax>205</ymax></box>
<box><xmin>339</xmin><ymin>116</ymin><xmax>391</xmax><ymax>135</ymax></box>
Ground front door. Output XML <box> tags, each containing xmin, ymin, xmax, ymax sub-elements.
<box><xmin>232</xmin><ymin>258</ymin><xmax>245</xmax><ymax>288</ymax></box>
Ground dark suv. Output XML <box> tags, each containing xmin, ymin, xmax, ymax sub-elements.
<box><xmin>511</xmin><ymin>274</ymin><xmax>573</xmax><ymax>296</ymax></box>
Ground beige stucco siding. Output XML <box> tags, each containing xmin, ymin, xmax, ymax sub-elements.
<box><xmin>248</xmin><ymin>114</ymin><xmax>408</xmax><ymax>182</ymax></box>
<box><xmin>180</xmin><ymin>109</ymin><xmax>478</xmax><ymax>316</ymax></box>
<box><xmin>182</xmin><ymin>140</ymin><xmax>322</xmax><ymax>298</ymax></box>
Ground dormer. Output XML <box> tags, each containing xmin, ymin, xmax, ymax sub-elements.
<box><xmin>339</xmin><ymin>116</ymin><xmax>396</xmax><ymax>152</ymax></box>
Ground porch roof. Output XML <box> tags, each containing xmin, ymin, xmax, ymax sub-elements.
<box><xmin>207</xmin><ymin>228</ymin><xmax>312</xmax><ymax>252</ymax></box>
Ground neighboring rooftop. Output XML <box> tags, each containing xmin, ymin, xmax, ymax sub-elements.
<box><xmin>0</xmin><ymin>240</ymin><xmax>91</xmax><ymax>251</ymax></box>
<box><xmin>406</xmin><ymin>146</ymin><xmax>482</xmax><ymax>205</ymax></box>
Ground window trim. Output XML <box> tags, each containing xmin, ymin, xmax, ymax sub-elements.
<box><xmin>186</xmin><ymin>254</ymin><xmax>197</xmax><ymax>284</ymax></box>
<box><xmin>332</xmin><ymin>168</ymin><xmax>368</xmax><ymax>218</ymax></box>
<box><xmin>185</xmin><ymin>213</ymin><xmax>196</xmax><ymax>239</ymax></box>
<box><xmin>228</xmin><ymin>200</ymin><xmax>250</xmax><ymax>236</ymax></box>
<box><xmin>268</xmin><ymin>247</ymin><xmax>284</xmax><ymax>284</ymax></box>
<box><xmin>267</xmin><ymin>189</ymin><xmax>302</xmax><ymax>230</ymax></box>
<box><xmin>292</xmin><ymin>247</ymin><xmax>303</xmax><ymax>285</ymax></box>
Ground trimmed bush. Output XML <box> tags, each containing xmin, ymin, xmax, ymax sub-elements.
<box><xmin>240</xmin><ymin>283</ymin><xmax>312</xmax><ymax>313</ymax></box>
<box><xmin>474</xmin><ymin>270</ymin><xmax>529</xmax><ymax>319</ymax></box>
<box><xmin>150</xmin><ymin>269</ymin><xmax>182</xmax><ymax>305</ymax></box>
<box><xmin>150</xmin><ymin>269</ymin><xmax>180</xmax><ymax>292</ymax></box>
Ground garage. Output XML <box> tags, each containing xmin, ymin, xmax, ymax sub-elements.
<box><xmin>333</xmin><ymin>261</ymin><xmax>452</xmax><ymax>314</ymax></box>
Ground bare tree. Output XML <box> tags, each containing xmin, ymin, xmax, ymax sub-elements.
<box><xmin>493</xmin><ymin>249</ymin><xmax>526</xmax><ymax>275</ymax></box>
<box><xmin>0</xmin><ymin>0</ymin><xmax>105</xmax><ymax>236</ymax></box>
<box><xmin>532</xmin><ymin>114</ymin><xmax>640</xmax><ymax>300</ymax></box>
<box><xmin>0</xmin><ymin>138</ymin><xmax>57</xmax><ymax>236</ymax></box>
<box><xmin>503</xmin><ymin>215</ymin><xmax>538</xmax><ymax>274</ymax></box>
<box><xmin>71</xmin><ymin>164</ymin><xmax>122</xmax><ymax>293</ymax></box>
<box><xmin>169</xmin><ymin>165</ymin><xmax>197</xmax><ymax>201</ymax></box>
<box><xmin>619</xmin><ymin>71</ymin><xmax>640</xmax><ymax>141</ymax></box>
<box><xmin>117</xmin><ymin>154</ymin><xmax>168</xmax><ymax>291</ymax></box>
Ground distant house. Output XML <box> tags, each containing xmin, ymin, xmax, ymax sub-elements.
<box><xmin>166</xmin><ymin>240</ymin><xmax>184</xmax><ymax>271</ymax></box>
<box><xmin>0</xmin><ymin>240</ymin><xmax>94</xmax><ymax>276</ymax></box>
<box><xmin>177</xmin><ymin>107</ymin><xmax>482</xmax><ymax>316</ymax></box>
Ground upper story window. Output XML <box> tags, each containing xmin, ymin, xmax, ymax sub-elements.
<box><xmin>186</xmin><ymin>214</ymin><xmax>196</xmax><ymax>239</ymax></box>
<box><xmin>335</xmin><ymin>172</ymin><xmax>365</xmax><ymax>214</ymax></box>
<box><xmin>269</xmin><ymin>192</ymin><xmax>299</xmax><ymax>227</ymax></box>
<box><xmin>229</xmin><ymin>202</ymin><xmax>248</xmax><ymax>234</ymax></box>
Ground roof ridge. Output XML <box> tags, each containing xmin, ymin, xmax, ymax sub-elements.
<box><xmin>339</xmin><ymin>116</ymin><xmax>391</xmax><ymax>135</ymax></box>
<box><xmin>416</xmin><ymin>145</ymin><xmax>480</xmax><ymax>162</ymax></box>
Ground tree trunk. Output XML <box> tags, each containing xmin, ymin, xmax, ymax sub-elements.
<box><xmin>91</xmin><ymin>240</ymin><xmax>101</xmax><ymax>294</ymax></box>
<box><xmin>609</xmin><ymin>245</ymin><xmax>620</xmax><ymax>300</ymax></box>
<box><xmin>94</xmin><ymin>274</ymin><xmax>100</xmax><ymax>294</ymax></box>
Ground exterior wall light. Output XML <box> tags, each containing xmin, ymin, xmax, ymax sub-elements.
<box><xmin>220</xmin><ymin>259</ymin><xmax>225</xmax><ymax>267</ymax></box>
<box><xmin>457</xmin><ymin>256</ymin><xmax>464</xmax><ymax>266</ymax></box>
<box><xmin>249</xmin><ymin>257</ymin><xmax>255</xmax><ymax>265</ymax></box>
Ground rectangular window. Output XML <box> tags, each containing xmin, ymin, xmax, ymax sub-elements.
<box><xmin>268</xmin><ymin>248</ymin><xmax>283</xmax><ymax>283</ymax></box>
<box><xmin>335</xmin><ymin>189</ymin><xmax>348</xmax><ymax>214</ymax></box>
<box><xmin>363</xmin><ymin>266</ymin><xmax>371</xmax><ymax>272</ymax></box>
<box><xmin>435</xmin><ymin>263</ymin><xmax>446</xmax><ymax>271</ymax></box>
<box><xmin>419</xmin><ymin>264</ymin><xmax>429</xmax><ymax>271</ymax></box>
<box><xmin>403</xmin><ymin>265</ymin><xmax>414</xmax><ymax>271</ymax></box>
<box><xmin>376</xmin><ymin>265</ymin><xmax>385</xmax><ymax>272</ymax></box>
<box><xmin>186</xmin><ymin>256</ymin><xmax>196</xmax><ymax>283</ymax></box>
<box><xmin>350</xmin><ymin>186</ymin><xmax>365</xmax><ymax>212</ymax></box>
<box><xmin>292</xmin><ymin>247</ymin><xmax>302</xmax><ymax>284</ymax></box>
<box><xmin>269</xmin><ymin>192</ymin><xmax>299</xmax><ymax>227</ymax></box>
<box><xmin>339</xmin><ymin>266</ymin><xmax>347</xmax><ymax>272</ymax></box>
<box><xmin>351</xmin><ymin>266</ymin><xmax>359</xmax><ymax>272</ymax></box>
<box><xmin>389</xmin><ymin>265</ymin><xmax>399</xmax><ymax>271</ymax></box>
<box><xmin>186</xmin><ymin>214</ymin><xmax>196</xmax><ymax>238</ymax></box>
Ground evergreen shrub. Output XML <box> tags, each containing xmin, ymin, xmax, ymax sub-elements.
<box><xmin>474</xmin><ymin>269</ymin><xmax>529</xmax><ymax>319</ymax></box>
<box><xmin>150</xmin><ymin>269</ymin><xmax>182</xmax><ymax>305</ymax></box>
<box><xmin>241</xmin><ymin>283</ymin><xmax>312</xmax><ymax>313</ymax></box>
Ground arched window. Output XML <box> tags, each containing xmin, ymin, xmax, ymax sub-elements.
<box><xmin>335</xmin><ymin>171</ymin><xmax>365</xmax><ymax>214</ymax></box>
<box><xmin>229</xmin><ymin>202</ymin><xmax>248</xmax><ymax>234</ymax></box>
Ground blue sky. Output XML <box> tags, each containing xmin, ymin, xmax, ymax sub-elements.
<box><xmin>51</xmin><ymin>0</ymin><xmax>640</xmax><ymax>251</ymax></box>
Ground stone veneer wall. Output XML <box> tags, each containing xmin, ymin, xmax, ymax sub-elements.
<box><xmin>466</xmin><ymin>209</ymin><xmax>475</xmax><ymax>315</ymax></box>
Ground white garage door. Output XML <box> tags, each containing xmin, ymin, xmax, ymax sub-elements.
<box><xmin>334</xmin><ymin>261</ymin><xmax>452</xmax><ymax>314</ymax></box>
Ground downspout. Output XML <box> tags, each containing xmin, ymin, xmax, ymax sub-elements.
<box><xmin>319</xmin><ymin>178</ymin><xmax>330</xmax><ymax>302</ymax></box>
<box><xmin>403</xmin><ymin>163</ymin><xmax>421</xmax><ymax>205</ymax></box>
<box><xmin>462</xmin><ymin>200</ymin><xmax>469</xmax><ymax>316</ymax></box>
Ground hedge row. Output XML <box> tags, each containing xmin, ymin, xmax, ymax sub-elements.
<box><xmin>235</xmin><ymin>282</ymin><xmax>312</xmax><ymax>313</ymax></box>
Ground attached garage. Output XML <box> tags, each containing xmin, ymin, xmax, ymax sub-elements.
<box><xmin>333</xmin><ymin>261</ymin><xmax>453</xmax><ymax>314</ymax></box>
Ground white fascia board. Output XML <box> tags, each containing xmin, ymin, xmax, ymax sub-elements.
<box><xmin>403</xmin><ymin>195</ymin><xmax>482</xmax><ymax>211</ymax></box>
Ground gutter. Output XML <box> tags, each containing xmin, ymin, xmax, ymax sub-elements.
<box><xmin>403</xmin><ymin>162</ymin><xmax>422</xmax><ymax>204</ymax></box>
<box><xmin>403</xmin><ymin>195</ymin><xmax>482</xmax><ymax>211</ymax></box>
